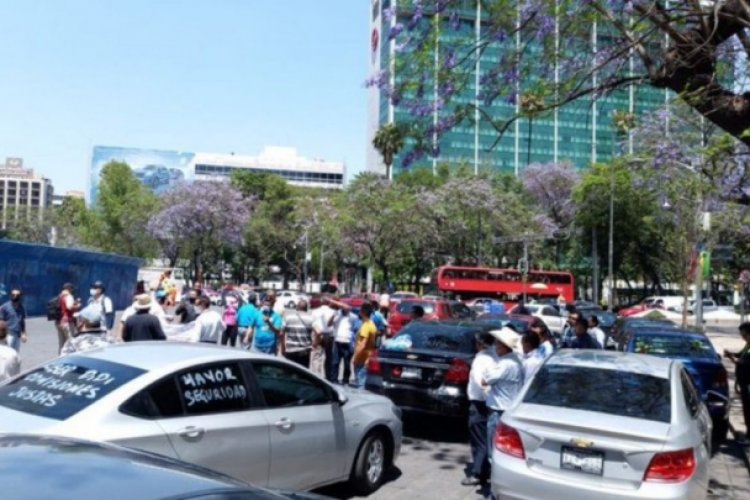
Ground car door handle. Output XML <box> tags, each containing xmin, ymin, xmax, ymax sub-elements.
<box><xmin>275</xmin><ymin>418</ymin><xmax>294</xmax><ymax>431</ymax></box>
<box><xmin>178</xmin><ymin>426</ymin><xmax>205</xmax><ymax>441</ymax></box>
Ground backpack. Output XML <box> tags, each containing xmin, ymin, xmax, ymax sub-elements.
<box><xmin>47</xmin><ymin>296</ymin><xmax>62</xmax><ymax>321</ymax></box>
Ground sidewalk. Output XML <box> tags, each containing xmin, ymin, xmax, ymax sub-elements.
<box><xmin>706</xmin><ymin>329</ymin><xmax>750</xmax><ymax>492</ymax></box>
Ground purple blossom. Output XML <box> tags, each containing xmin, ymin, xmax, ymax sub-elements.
<box><xmin>388</xmin><ymin>23</ymin><xmax>404</xmax><ymax>41</ymax></box>
<box><xmin>449</xmin><ymin>11</ymin><xmax>460</xmax><ymax>31</ymax></box>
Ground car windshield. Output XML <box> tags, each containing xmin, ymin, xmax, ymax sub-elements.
<box><xmin>0</xmin><ymin>356</ymin><xmax>146</xmax><ymax>421</ymax></box>
<box><xmin>383</xmin><ymin>323</ymin><xmax>476</xmax><ymax>353</ymax></box>
<box><xmin>523</xmin><ymin>365</ymin><xmax>671</xmax><ymax>423</ymax></box>
<box><xmin>633</xmin><ymin>334</ymin><xmax>716</xmax><ymax>359</ymax></box>
<box><xmin>396</xmin><ymin>302</ymin><xmax>436</xmax><ymax>314</ymax></box>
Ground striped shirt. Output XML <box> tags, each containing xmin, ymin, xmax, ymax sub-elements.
<box><xmin>283</xmin><ymin>310</ymin><xmax>314</xmax><ymax>353</ymax></box>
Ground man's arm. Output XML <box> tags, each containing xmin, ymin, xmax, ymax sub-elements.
<box><xmin>153</xmin><ymin>317</ymin><xmax>167</xmax><ymax>341</ymax></box>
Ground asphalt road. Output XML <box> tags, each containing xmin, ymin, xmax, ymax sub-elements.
<box><xmin>14</xmin><ymin>316</ymin><xmax>750</xmax><ymax>499</ymax></box>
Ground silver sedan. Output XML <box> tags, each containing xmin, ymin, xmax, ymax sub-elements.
<box><xmin>0</xmin><ymin>343</ymin><xmax>402</xmax><ymax>494</ymax></box>
<box><xmin>491</xmin><ymin>350</ymin><xmax>710</xmax><ymax>499</ymax></box>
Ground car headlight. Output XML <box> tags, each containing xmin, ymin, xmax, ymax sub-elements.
<box><xmin>391</xmin><ymin>404</ymin><xmax>402</xmax><ymax>420</ymax></box>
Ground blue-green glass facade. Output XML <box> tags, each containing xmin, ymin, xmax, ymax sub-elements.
<box><xmin>371</xmin><ymin>1</ymin><xmax>667</xmax><ymax>176</ymax></box>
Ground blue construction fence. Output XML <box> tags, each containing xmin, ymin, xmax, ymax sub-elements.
<box><xmin>0</xmin><ymin>240</ymin><xmax>141</xmax><ymax>317</ymax></box>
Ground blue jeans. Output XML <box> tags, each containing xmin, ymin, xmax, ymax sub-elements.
<box><xmin>7</xmin><ymin>334</ymin><xmax>21</xmax><ymax>352</ymax></box>
<box><xmin>353</xmin><ymin>364</ymin><xmax>367</xmax><ymax>389</ymax></box>
<box><xmin>486</xmin><ymin>410</ymin><xmax>504</xmax><ymax>462</ymax></box>
<box><xmin>332</xmin><ymin>341</ymin><xmax>352</xmax><ymax>384</ymax></box>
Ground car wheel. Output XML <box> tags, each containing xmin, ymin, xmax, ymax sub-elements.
<box><xmin>350</xmin><ymin>432</ymin><xmax>388</xmax><ymax>494</ymax></box>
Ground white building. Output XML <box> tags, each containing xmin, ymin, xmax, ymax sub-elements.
<box><xmin>0</xmin><ymin>157</ymin><xmax>54</xmax><ymax>230</ymax></box>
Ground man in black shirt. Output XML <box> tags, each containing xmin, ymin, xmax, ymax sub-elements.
<box><xmin>175</xmin><ymin>289</ymin><xmax>199</xmax><ymax>324</ymax></box>
<box><xmin>123</xmin><ymin>295</ymin><xmax>167</xmax><ymax>342</ymax></box>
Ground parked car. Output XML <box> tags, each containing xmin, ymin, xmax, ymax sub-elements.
<box><xmin>448</xmin><ymin>300</ymin><xmax>476</xmax><ymax>320</ymax></box>
<box><xmin>366</xmin><ymin>321</ymin><xmax>485</xmax><ymax>418</ymax></box>
<box><xmin>0</xmin><ymin>343</ymin><xmax>402</xmax><ymax>494</ymax></box>
<box><xmin>473</xmin><ymin>313</ymin><xmax>537</xmax><ymax>335</ymax></box>
<box><xmin>623</xmin><ymin>328</ymin><xmax>729</xmax><ymax>443</ymax></box>
<box><xmin>492</xmin><ymin>350</ymin><xmax>711</xmax><ymax>499</ymax></box>
<box><xmin>276</xmin><ymin>290</ymin><xmax>310</xmax><ymax>309</ymax></box>
<box><xmin>610</xmin><ymin>317</ymin><xmax>679</xmax><ymax>351</ymax></box>
<box><xmin>674</xmin><ymin>299</ymin><xmax>720</xmax><ymax>315</ymax></box>
<box><xmin>388</xmin><ymin>299</ymin><xmax>454</xmax><ymax>336</ymax></box>
<box><xmin>465</xmin><ymin>297</ymin><xmax>506</xmax><ymax>314</ymax></box>
<box><xmin>390</xmin><ymin>291</ymin><xmax>419</xmax><ymax>302</ymax></box>
<box><xmin>0</xmin><ymin>434</ymin><xmax>329</xmax><ymax>499</ymax></box>
<box><xmin>510</xmin><ymin>303</ymin><xmax>566</xmax><ymax>335</ymax></box>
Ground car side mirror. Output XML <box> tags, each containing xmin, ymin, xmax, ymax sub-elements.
<box><xmin>335</xmin><ymin>388</ymin><xmax>348</xmax><ymax>406</ymax></box>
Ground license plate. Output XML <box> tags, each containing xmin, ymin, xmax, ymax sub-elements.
<box><xmin>561</xmin><ymin>447</ymin><xmax>604</xmax><ymax>475</ymax></box>
<box><xmin>400</xmin><ymin>367</ymin><xmax>422</xmax><ymax>379</ymax></box>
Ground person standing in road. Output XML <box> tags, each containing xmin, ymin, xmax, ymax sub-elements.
<box><xmin>175</xmin><ymin>289</ymin><xmax>200</xmax><ymax>324</ymax></box>
<box><xmin>352</xmin><ymin>303</ymin><xmax>378</xmax><ymax>389</ymax></box>
<box><xmin>561</xmin><ymin>309</ymin><xmax>578</xmax><ymax>347</ymax></box>
<box><xmin>726</xmin><ymin>322</ymin><xmax>750</xmax><ymax>440</ymax></box>
<box><xmin>221</xmin><ymin>296</ymin><xmax>239</xmax><ymax>347</ymax></box>
<box><xmin>283</xmin><ymin>299</ymin><xmax>314</xmax><ymax>368</ymax></box>
<box><xmin>88</xmin><ymin>281</ymin><xmax>115</xmax><ymax>333</ymax></box>
<box><xmin>313</xmin><ymin>297</ymin><xmax>336</xmax><ymax>381</ymax></box>
<box><xmin>61</xmin><ymin>305</ymin><xmax>113</xmax><ymax>355</ymax></box>
<box><xmin>122</xmin><ymin>295</ymin><xmax>167</xmax><ymax>342</ymax></box>
<box><xmin>192</xmin><ymin>296</ymin><xmax>224</xmax><ymax>343</ymax></box>
<box><xmin>521</xmin><ymin>333</ymin><xmax>544</xmax><ymax>381</ymax></box>
<box><xmin>56</xmin><ymin>283</ymin><xmax>80</xmax><ymax>353</ymax></box>
<box><xmin>482</xmin><ymin>328</ymin><xmax>525</xmax><ymax>452</ymax></box>
<box><xmin>0</xmin><ymin>321</ymin><xmax>21</xmax><ymax>383</ymax></box>
<box><xmin>331</xmin><ymin>303</ymin><xmax>356</xmax><ymax>384</ymax></box>
<box><xmin>238</xmin><ymin>293</ymin><xmax>260</xmax><ymax>350</ymax></box>
<box><xmin>462</xmin><ymin>331</ymin><xmax>496</xmax><ymax>487</ymax></box>
<box><xmin>588</xmin><ymin>315</ymin><xmax>606</xmax><ymax>349</ymax></box>
<box><xmin>567</xmin><ymin>316</ymin><xmax>601</xmax><ymax>349</ymax></box>
<box><xmin>244</xmin><ymin>297</ymin><xmax>283</xmax><ymax>354</ymax></box>
<box><xmin>530</xmin><ymin>320</ymin><xmax>556</xmax><ymax>359</ymax></box>
<box><xmin>0</xmin><ymin>289</ymin><xmax>27</xmax><ymax>352</ymax></box>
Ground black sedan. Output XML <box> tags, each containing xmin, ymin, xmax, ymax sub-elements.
<box><xmin>365</xmin><ymin>321</ymin><xmax>486</xmax><ymax>418</ymax></box>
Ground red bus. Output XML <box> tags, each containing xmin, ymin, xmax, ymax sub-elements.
<box><xmin>432</xmin><ymin>265</ymin><xmax>575</xmax><ymax>305</ymax></box>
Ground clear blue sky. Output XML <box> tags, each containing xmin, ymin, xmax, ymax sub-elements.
<box><xmin>0</xmin><ymin>0</ymin><xmax>369</xmax><ymax>193</ymax></box>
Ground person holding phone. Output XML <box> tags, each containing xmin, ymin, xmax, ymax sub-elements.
<box><xmin>244</xmin><ymin>296</ymin><xmax>283</xmax><ymax>354</ymax></box>
<box><xmin>726</xmin><ymin>322</ymin><xmax>750</xmax><ymax>439</ymax></box>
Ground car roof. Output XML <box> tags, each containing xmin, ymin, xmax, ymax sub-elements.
<box><xmin>77</xmin><ymin>342</ymin><xmax>268</xmax><ymax>371</ymax></box>
<box><xmin>547</xmin><ymin>350</ymin><xmax>674</xmax><ymax>379</ymax></box>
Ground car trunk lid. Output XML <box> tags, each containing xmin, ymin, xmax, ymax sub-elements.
<box><xmin>376</xmin><ymin>349</ymin><xmax>470</xmax><ymax>388</ymax></box>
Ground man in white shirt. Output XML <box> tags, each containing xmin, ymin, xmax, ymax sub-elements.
<box><xmin>0</xmin><ymin>321</ymin><xmax>21</xmax><ymax>383</ymax></box>
<box><xmin>588</xmin><ymin>315</ymin><xmax>607</xmax><ymax>350</ymax></box>
<box><xmin>462</xmin><ymin>331</ymin><xmax>497</xmax><ymax>487</ymax></box>
<box><xmin>482</xmin><ymin>327</ymin><xmax>525</xmax><ymax>455</ymax></box>
<box><xmin>312</xmin><ymin>298</ymin><xmax>336</xmax><ymax>381</ymax></box>
<box><xmin>192</xmin><ymin>296</ymin><xmax>225</xmax><ymax>343</ymax></box>
<box><xmin>521</xmin><ymin>333</ymin><xmax>544</xmax><ymax>382</ymax></box>
<box><xmin>87</xmin><ymin>281</ymin><xmax>115</xmax><ymax>332</ymax></box>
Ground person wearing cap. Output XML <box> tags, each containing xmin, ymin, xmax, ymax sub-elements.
<box><xmin>88</xmin><ymin>281</ymin><xmax>115</xmax><ymax>332</ymax></box>
<box><xmin>0</xmin><ymin>320</ymin><xmax>21</xmax><ymax>383</ymax></box>
<box><xmin>482</xmin><ymin>327</ymin><xmax>525</xmax><ymax>452</ymax></box>
<box><xmin>61</xmin><ymin>304</ymin><xmax>114</xmax><ymax>355</ymax></box>
<box><xmin>122</xmin><ymin>294</ymin><xmax>167</xmax><ymax>342</ymax></box>
<box><xmin>56</xmin><ymin>283</ymin><xmax>81</xmax><ymax>353</ymax></box>
<box><xmin>462</xmin><ymin>331</ymin><xmax>497</xmax><ymax>487</ymax></box>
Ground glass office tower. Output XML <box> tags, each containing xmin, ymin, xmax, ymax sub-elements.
<box><xmin>366</xmin><ymin>0</ymin><xmax>667</xmax><ymax>177</ymax></box>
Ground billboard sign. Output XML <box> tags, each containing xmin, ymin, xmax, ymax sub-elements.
<box><xmin>90</xmin><ymin>146</ymin><xmax>196</xmax><ymax>204</ymax></box>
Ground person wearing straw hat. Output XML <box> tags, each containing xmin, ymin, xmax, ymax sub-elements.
<box><xmin>482</xmin><ymin>327</ymin><xmax>525</xmax><ymax>454</ymax></box>
<box><xmin>122</xmin><ymin>294</ymin><xmax>167</xmax><ymax>342</ymax></box>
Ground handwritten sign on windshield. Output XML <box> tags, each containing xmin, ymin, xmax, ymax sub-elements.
<box><xmin>177</xmin><ymin>364</ymin><xmax>249</xmax><ymax>413</ymax></box>
<box><xmin>0</xmin><ymin>357</ymin><xmax>145</xmax><ymax>420</ymax></box>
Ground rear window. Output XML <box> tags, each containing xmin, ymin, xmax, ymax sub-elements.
<box><xmin>0</xmin><ymin>356</ymin><xmax>145</xmax><ymax>420</ymax></box>
<box><xmin>384</xmin><ymin>323</ymin><xmax>476</xmax><ymax>353</ymax></box>
<box><xmin>396</xmin><ymin>302</ymin><xmax>435</xmax><ymax>314</ymax></box>
<box><xmin>523</xmin><ymin>365</ymin><xmax>671</xmax><ymax>423</ymax></box>
<box><xmin>633</xmin><ymin>334</ymin><xmax>715</xmax><ymax>359</ymax></box>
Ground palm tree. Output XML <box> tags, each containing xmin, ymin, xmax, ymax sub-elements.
<box><xmin>373</xmin><ymin>123</ymin><xmax>405</xmax><ymax>181</ymax></box>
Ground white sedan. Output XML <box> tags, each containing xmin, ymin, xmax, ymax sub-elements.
<box><xmin>0</xmin><ymin>343</ymin><xmax>402</xmax><ymax>494</ymax></box>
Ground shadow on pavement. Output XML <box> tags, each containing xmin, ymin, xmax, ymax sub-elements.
<box><xmin>401</xmin><ymin>412</ymin><xmax>469</xmax><ymax>444</ymax></box>
<box><xmin>708</xmin><ymin>439</ymin><xmax>750</xmax><ymax>499</ymax></box>
<box><xmin>313</xmin><ymin>466</ymin><xmax>403</xmax><ymax>499</ymax></box>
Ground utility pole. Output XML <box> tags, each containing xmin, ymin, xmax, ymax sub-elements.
<box><xmin>318</xmin><ymin>240</ymin><xmax>325</xmax><ymax>292</ymax></box>
<box><xmin>592</xmin><ymin>227</ymin><xmax>599</xmax><ymax>305</ymax></box>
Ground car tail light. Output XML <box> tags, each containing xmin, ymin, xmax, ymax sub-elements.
<box><xmin>494</xmin><ymin>423</ymin><xmax>525</xmax><ymax>459</ymax></box>
<box><xmin>713</xmin><ymin>367</ymin><xmax>728</xmax><ymax>388</ymax></box>
<box><xmin>644</xmin><ymin>448</ymin><xmax>695</xmax><ymax>482</ymax></box>
<box><xmin>444</xmin><ymin>358</ymin><xmax>470</xmax><ymax>384</ymax></box>
<box><xmin>367</xmin><ymin>351</ymin><xmax>381</xmax><ymax>375</ymax></box>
